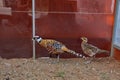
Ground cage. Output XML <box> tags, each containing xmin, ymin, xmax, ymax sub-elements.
<box><xmin>0</xmin><ymin>0</ymin><xmax>119</xmax><ymax>60</ymax></box>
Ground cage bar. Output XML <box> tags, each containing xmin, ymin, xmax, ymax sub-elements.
<box><xmin>32</xmin><ymin>0</ymin><xmax>36</xmax><ymax>59</ymax></box>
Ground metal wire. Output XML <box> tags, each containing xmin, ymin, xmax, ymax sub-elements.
<box><xmin>10</xmin><ymin>11</ymin><xmax>113</xmax><ymax>15</ymax></box>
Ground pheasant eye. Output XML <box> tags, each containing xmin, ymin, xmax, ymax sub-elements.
<box><xmin>37</xmin><ymin>37</ymin><xmax>40</xmax><ymax>39</ymax></box>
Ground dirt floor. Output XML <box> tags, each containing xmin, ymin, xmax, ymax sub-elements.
<box><xmin>0</xmin><ymin>57</ymin><xmax>120</xmax><ymax>80</ymax></box>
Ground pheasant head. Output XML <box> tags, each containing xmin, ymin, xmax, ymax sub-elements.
<box><xmin>81</xmin><ymin>37</ymin><xmax>88</xmax><ymax>43</ymax></box>
<box><xmin>33</xmin><ymin>36</ymin><xmax>42</xmax><ymax>43</ymax></box>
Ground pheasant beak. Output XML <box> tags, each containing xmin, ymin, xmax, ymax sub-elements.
<box><xmin>81</xmin><ymin>37</ymin><xmax>84</xmax><ymax>41</ymax></box>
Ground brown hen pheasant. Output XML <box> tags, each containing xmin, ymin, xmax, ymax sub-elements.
<box><xmin>81</xmin><ymin>37</ymin><xmax>109</xmax><ymax>63</ymax></box>
<box><xmin>33</xmin><ymin>36</ymin><xmax>85</xmax><ymax>62</ymax></box>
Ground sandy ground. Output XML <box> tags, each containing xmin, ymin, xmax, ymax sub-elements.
<box><xmin>0</xmin><ymin>57</ymin><xmax>120</xmax><ymax>80</ymax></box>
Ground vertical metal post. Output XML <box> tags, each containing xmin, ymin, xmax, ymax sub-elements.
<box><xmin>111</xmin><ymin>0</ymin><xmax>120</xmax><ymax>57</ymax></box>
<box><xmin>111</xmin><ymin>0</ymin><xmax>115</xmax><ymax>13</ymax></box>
<box><xmin>32</xmin><ymin>0</ymin><xmax>36</xmax><ymax>59</ymax></box>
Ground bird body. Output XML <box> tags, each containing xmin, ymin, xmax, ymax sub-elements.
<box><xmin>81</xmin><ymin>37</ymin><xmax>109</xmax><ymax>57</ymax></box>
<box><xmin>39</xmin><ymin>39</ymin><xmax>65</xmax><ymax>54</ymax></box>
<box><xmin>33</xmin><ymin>36</ymin><xmax>85</xmax><ymax>61</ymax></box>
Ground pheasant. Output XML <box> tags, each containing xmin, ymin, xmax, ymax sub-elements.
<box><xmin>81</xmin><ymin>37</ymin><xmax>109</xmax><ymax>63</ymax></box>
<box><xmin>33</xmin><ymin>36</ymin><xmax>85</xmax><ymax>62</ymax></box>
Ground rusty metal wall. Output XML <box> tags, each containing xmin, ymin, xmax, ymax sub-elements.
<box><xmin>0</xmin><ymin>0</ymin><xmax>115</xmax><ymax>58</ymax></box>
<box><xmin>114</xmin><ymin>48</ymin><xmax>120</xmax><ymax>61</ymax></box>
<box><xmin>0</xmin><ymin>0</ymin><xmax>32</xmax><ymax>58</ymax></box>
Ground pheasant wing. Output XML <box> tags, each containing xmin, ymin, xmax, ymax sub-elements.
<box><xmin>85</xmin><ymin>43</ymin><xmax>99</xmax><ymax>53</ymax></box>
<box><xmin>46</xmin><ymin>40</ymin><xmax>63</xmax><ymax>53</ymax></box>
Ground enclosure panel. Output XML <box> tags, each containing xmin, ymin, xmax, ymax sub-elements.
<box><xmin>0</xmin><ymin>0</ymin><xmax>115</xmax><ymax>58</ymax></box>
<box><xmin>0</xmin><ymin>11</ymin><xmax>32</xmax><ymax>58</ymax></box>
<box><xmin>35</xmin><ymin>0</ymin><xmax>115</xmax><ymax>58</ymax></box>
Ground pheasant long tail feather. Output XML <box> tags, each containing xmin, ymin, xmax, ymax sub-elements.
<box><xmin>61</xmin><ymin>46</ymin><xmax>85</xmax><ymax>58</ymax></box>
<box><xmin>68</xmin><ymin>49</ymin><xmax>85</xmax><ymax>58</ymax></box>
<box><xmin>99</xmin><ymin>49</ymin><xmax>109</xmax><ymax>53</ymax></box>
<box><xmin>98</xmin><ymin>49</ymin><xmax>109</xmax><ymax>55</ymax></box>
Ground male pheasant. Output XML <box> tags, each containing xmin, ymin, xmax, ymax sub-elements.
<box><xmin>33</xmin><ymin>36</ymin><xmax>85</xmax><ymax>62</ymax></box>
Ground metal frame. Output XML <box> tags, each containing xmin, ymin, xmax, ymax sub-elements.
<box><xmin>111</xmin><ymin>0</ymin><xmax>120</xmax><ymax>56</ymax></box>
<box><xmin>32</xmin><ymin>0</ymin><xmax>36</xmax><ymax>59</ymax></box>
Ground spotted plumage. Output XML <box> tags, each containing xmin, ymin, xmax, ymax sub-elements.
<box><xmin>81</xmin><ymin>37</ymin><xmax>109</xmax><ymax>57</ymax></box>
<box><xmin>81</xmin><ymin>37</ymin><xmax>109</xmax><ymax>63</ymax></box>
<box><xmin>33</xmin><ymin>36</ymin><xmax>85</xmax><ymax>61</ymax></box>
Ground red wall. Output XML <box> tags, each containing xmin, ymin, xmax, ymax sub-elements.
<box><xmin>114</xmin><ymin>48</ymin><xmax>120</xmax><ymax>61</ymax></box>
<box><xmin>0</xmin><ymin>0</ymin><xmax>115</xmax><ymax>58</ymax></box>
